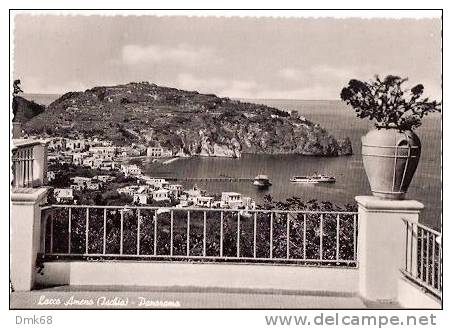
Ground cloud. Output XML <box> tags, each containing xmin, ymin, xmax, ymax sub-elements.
<box><xmin>278</xmin><ymin>68</ymin><xmax>301</xmax><ymax>80</ymax></box>
<box><xmin>122</xmin><ymin>44</ymin><xmax>219</xmax><ymax>66</ymax></box>
<box><xmin>176</xmin><ymin>73</ymin><xmax>258</xmax><ymax>98</ymax></box>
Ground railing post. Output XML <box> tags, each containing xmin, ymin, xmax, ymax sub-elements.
<box><xmin>355</xmin><ymin>196</ymin><xmax>423</xmax><ymax>302</ymax></box>
<box><xmin>11</xmin><ymin>188</ymin><xmax>48</xmax><ymax>291</ymax></box>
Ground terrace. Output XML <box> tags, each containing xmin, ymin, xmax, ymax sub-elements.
<box><xmin>10</xmin><ymin>140</ymin><xmax>442</xmax><ymax>308</ymax></box>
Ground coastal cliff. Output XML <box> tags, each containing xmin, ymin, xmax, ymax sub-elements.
<box><xmin>24</xmin><ymin>82</ymin><xmax>353</xmax><ymax>157</ymax></box>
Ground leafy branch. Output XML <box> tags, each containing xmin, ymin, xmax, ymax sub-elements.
<box><xmin>340</xmin><ymin>75</ymin><xmax>441</xmax><ymax>130</ymax></box>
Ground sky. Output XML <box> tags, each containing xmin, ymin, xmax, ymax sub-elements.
<box><xmin>13</xmin><ymin>15</ymin><xmax>442</xmax><ymax>100</ymax></box>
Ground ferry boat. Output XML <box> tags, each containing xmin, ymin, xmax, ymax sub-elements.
<box><xmin>253</xmin><ymin>174</ymin><xmax>272</xmax><ymax>187</ymax></box>
<box><xmin>290</xmin><ymin>174</ymin><xmax>336</xmax><ymax>184</ymax></box>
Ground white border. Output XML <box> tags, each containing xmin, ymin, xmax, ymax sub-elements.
<box><xmin>2</xmin><ymin>4</ymin><xmax>449</xmax><ymax>329</ymax></box>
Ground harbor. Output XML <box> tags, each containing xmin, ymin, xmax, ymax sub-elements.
<box><xmin>151</xmin><ymin>176</ymin><xmax>256</xmax><ymax>182</ymax></box>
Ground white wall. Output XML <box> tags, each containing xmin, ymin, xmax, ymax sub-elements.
<box><xmin>37</xmin><ymin>261</ymin><xmax>358</xmax><ymax>294</ymax></box>
<box><xmin>398</xmin><ymin>276</ymin><xmax>441</xmax><ymax>309</ymax></box>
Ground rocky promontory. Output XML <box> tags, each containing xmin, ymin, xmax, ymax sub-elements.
<box><xmin>24</xmin><ymin>82</ymin><xmax>352</xmax><ymax>157</ymax></box>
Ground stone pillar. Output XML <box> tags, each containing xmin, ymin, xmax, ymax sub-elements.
<box><xmin>11</xmin><ymin>188</ymin><xmax>48</xmax><ymax>291</ymax></box>
<box><xmin>355</xmin><ymin>196</ymin><xmax>424</xmax><ymax>302</ymax></box>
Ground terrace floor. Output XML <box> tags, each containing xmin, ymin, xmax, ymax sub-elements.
<box><xmin>10</xmin><ymin>286</ymin><xmax>401</xmax><ymax>309</ymax></box>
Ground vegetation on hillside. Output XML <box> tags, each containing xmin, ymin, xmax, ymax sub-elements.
<box><xmin>25</xmin><ymin>81</ymin><xmax>352</xmax><ymax>156</ymax></box>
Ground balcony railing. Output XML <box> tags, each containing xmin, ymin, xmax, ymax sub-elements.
<box><xmin>11</xmin><ymin>139</ymin><xmax>48</xmax><ymax>188</ymax></box>
<box><xmin>402</xmin><ymin>217</ymin><xmax>442</xmax><ymax>299</ymax></box>
<box><xmin>39</xmin><ymin>205</ymin><xmax>358</xmax><ymax>267</ymax></box>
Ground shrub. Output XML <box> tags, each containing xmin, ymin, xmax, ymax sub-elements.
<box><xmin>340</xmin><ymin>75</ymin><xmax>441</xmax><ymax>130</ymax></box>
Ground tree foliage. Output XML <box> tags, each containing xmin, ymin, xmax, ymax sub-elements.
<box><xmin>340</xmin><ymin>75</ymin><xmax>441</xmax><ymax>130</ymax></box>
<box><xmin>13</xmin><ymin>79</ymin><xmax>23</xmax><ymax>96</ymax></box>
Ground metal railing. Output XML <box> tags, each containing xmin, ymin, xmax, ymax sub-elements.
<box><xmin>39</xmin><ymin>205</ymin><xmax>358</xmax><ymax>267</ymax></box>
<box><xmin>402</xmin><ymin>218</ymin><xmax>442</xmax><ymax>299</ymax></box>
<box><xmin>12</xmin><ymin>143</ymin><xmax>35</xmax><ymax>188</ymax></box>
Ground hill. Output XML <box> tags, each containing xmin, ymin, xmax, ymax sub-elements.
<box><xmin>24</xmin><ymin>82</ymin><xmax>352</xmax><ymax>157</ymax></box>
<box><xmin>12</xmin><ymin>95</ymin><xmax>45</xmax><ymax>123</ymax></box>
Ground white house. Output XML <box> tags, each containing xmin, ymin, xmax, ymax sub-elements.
<box><xmin>72</xmin><ymin>152</ymin><xmax>90</xmax><ymax>166</ymax></box>
<box><xmin>117</xmin><ymin>185</ymin><xmax>139</xmax><ymax>196</ymax></box>
<box><xmin>99</xmin><ymin>160</ymin><xmax>116</xmax><ymax>171</ymax></box>
<box><xmin>54</xmin><ymin>188</ymin><xmax>74</xmax><ymax>203</ymax></box>
<box><xmin>47</xmin><ymin>171</ymin><xmax>56</xmax><ymax>182</ymax></box>
<box><xmin>70</xmin><ymin>184</ymin><xmax>84</xmax><ymax>191</ymax></box>
<box><xmin>121</xmin><ymin>164</ymin><xmax>142</xmax><ymax>177</ymax></box>
<box><xmin>220</xmin><ymin>192</ymin><xmax>243</xmax><ymax>209</ymax></box>
<box><xmin>147</xmin><ymin>146</ymin><xmax>172</xmax><ymax>158</ymax></box>
<box><xmin>137</xmin><ymin>185</ymin><xmax>150</xmax><ymax>194</ymax></box>
<box><xmin>119</xmin><ymin>146</ymin><xmax>141</xmax><ymax>158</ymax></box>
<box><xmin>145</xmin><ymin>177</ymin><xmax>167</xmax><ymax>189</ymax></box>
<box><xmin>182</xmin><ymin>186</ymin><xmax>204</xmax><ymax>204</ymax></box>
<box><xmin>196</xmin><ymin>196</ymin><xmax>214</xmax><ymax>208</ymax></box>
<box><xmin>47</xmin><ymin>137</ymin><xmax>66</xmax><ymax>152</ymax></box>
<box><xmin>90</xmin><ymin>146</ymin><xmax>116</xmax><ymax>158</ymax></box>
<box><xmin>93</xmin><ymin>175</ymin><xmax>115</xmax><ymax>183</ymax></box>
<box><xmin>71</xmin><ymin>176</ymin><xmax>92</xmax><ymax>185</ymax></box>
<box><xmin>152</xmin><ymin>189</ymin><xmax>170</xmax><ymax>202</ymax></box>
<box><xmin>66</xmin><ymin>139</ymin><xmax>87</xmax><ymax>151</ymax></box>
<box><xmin>82</xmin><ymin>157</ymin><xmax>96</xmax><ymax>168</ymax></box>
<box><xmin>133</xmin><ymin>193</ymin><xmax>148</xmax><ymax>205</ymax></box>
<box><xmin>168</xmin><ymin>184</ymin><xmax>183</xmax><ymax>197</ymax></box>
<box><xmin>242</xmin><ymin>196</ymin><xmax>256</xmax><ymax>210</ymax></box>
<box><xmin>86</xmin><ymin>181</ymin><xmax>102</xmax><ymax>191</ymax></box>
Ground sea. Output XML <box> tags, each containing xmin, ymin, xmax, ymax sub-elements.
<box><xmin>142</xmin><ymin>100</ymin><xmax>442</xmax><ymax>229</ymax></box>
<box><xmin>22</xmin><ymin>95</ymin><xmax>442</xmax><ymax>229</ymax></box>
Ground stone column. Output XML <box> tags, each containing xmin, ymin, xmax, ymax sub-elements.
<box><xmin>355</xmin><ymin>196</ymin><xmax>424</xmax><ymax>302</ymax></box>
<box><xmin>11</xmin><ymin>188</ymin><xmax>48</xmax><ymax>291</ymax></box>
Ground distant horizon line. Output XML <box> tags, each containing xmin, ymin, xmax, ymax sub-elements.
<box><xmin>20</xmin><ymin>92</ymin><xmax>342</xmax><ymax>102</ymax></box>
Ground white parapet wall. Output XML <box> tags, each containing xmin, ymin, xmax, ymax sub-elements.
<box><xmin>11</xmin><ymin>188</ymin><xmax>49</xmax><ymax>291</ymax></box>
<box><xmin>36</xmin><ymin>261</ymin><xmax>359</xmax><ymax>294</ymax></box>
<box><xmin>398</xmin><ymin>276</ymin><xmax>441</xmax><ymax>309</ymax></box>
<box><xmin>355</xmin><ymin>196</ymin><xmax>424</xmax><ymax>303</ymax></box>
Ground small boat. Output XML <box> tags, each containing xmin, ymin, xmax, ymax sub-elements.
<box><xmin>253</xmin><ymin>174</ymin><xmax>272</xmax><ymax>188</ymax></box>
<box><xmin>290</xmin><ymin>174</ymin><xmax>336</xmax><ymax>184</ymax></box>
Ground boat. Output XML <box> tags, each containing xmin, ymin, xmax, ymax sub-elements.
<box><xmin>253</xmin><ymin>174</ymin><xmax>272</xmax><ymax>187</ymax></box>
<box><xmin>290</xmin><ymin>174</ymin><xmax>336</xmax><ymax>184</ymax></box>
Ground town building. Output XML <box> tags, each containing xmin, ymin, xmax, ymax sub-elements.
<box><xmin>152</xmin><ymin>188</ymin><xmax>170</xmax><ymax>202</ymax></box>
<box><xmin>47</xmin><ymin>171</ymin><xmax>56</xmax><ymax>182</ymax></box>
<box><xmin>196</xmin><ymin>196</ymin><xmax>214</xmax><ymax>208</ymax></box>
<box><xmin>182</xmin><ymin>185</ymin><xmax>204</xmax><ymax>204</ymax></box>
<box><xmin>66</xmin><ymin>139</ymin><xmax>87</xmax><ymax>151</ymax></box>
<box><xmin>93</xmin><ymin>175</ymin><xmax>115</xmax><ymax>183</ymax></box>
<box><xmin>168</xmin><ymin>184</ymin><xmax>183</xmax><ymax>197</ymax></box>
<box><xmin>72</xmin><ymin>152</ymin><xmax>90</xmax><ymax>166</ymax></box>
<box><xmin>71</xmin><ymin>176</ymin><xmax>92</xmax><ymax>185</ymax></box>
<box><xmin>86</xmin><ymin>181</ymin><xmax>102</xmax><ymax>191</ymax></box>
<box><xmin>133</xmin><ymin>193</ymin><xmax>148</xmax><ymax>205</ymax></box>
<box><xmin>242</xmin><ymin>196</ymin><xmax>256</xmax><ymax>210</ymax></box>
<box><xmin>47</xmin><ymin>137</ymin><xmax>66</xmax><ymax>152</ymax></box>
<box><xmin>90</xmin><ymin>146</ymin><xmax>116</xmax><ymax>158</ymax></box>
<box><xmin>144</xmin><ymin>177</ymin><xmax>167</xmax><ymax>188</ymax></box>
<box><xmin>70</xmin><ymin>184</ymin><xmax>84</xmax><ymax>191</ymax></box>
<box><xmin>53</xmin><ymin>188</ymin><xmax>74</xmax><ymax>203</ymax></box>
<box><xmin>82</xmin><ymin>157</ymin><xmax>96</xmax><ymax>168</ymax></box>
<box><xmin>121</xmin><ymin>164</ymin><xmax>142</xmax><ymax>177</ymax></box>
<box><xmin>220</xmin><ymin>192</ymin><xmax>243</xmax><ymax>209</ymax></box>
<box><xmin>98</xmin><ymin>160</ymin><xmax>116</xmax><ymax>171</ymax></box>
<box><xmin>147</xmin><ymin>146</ymin><xmax>172</xmax><ymax>158</ymax></box>
<box><xmin>117</xmin><ymin>185</ymin><xmax>139</xmax><ymax>196</ymax></box>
